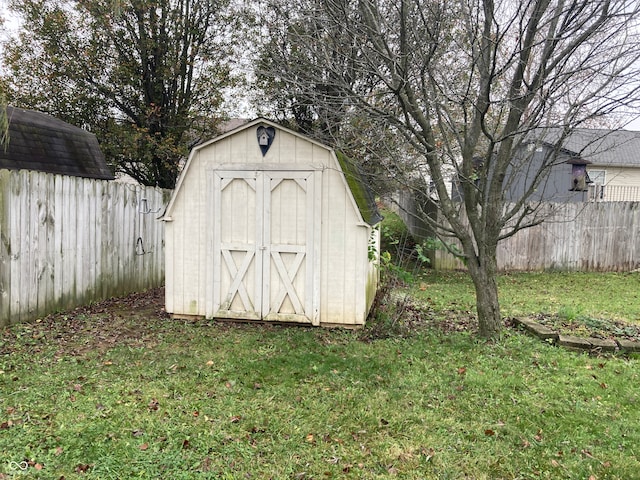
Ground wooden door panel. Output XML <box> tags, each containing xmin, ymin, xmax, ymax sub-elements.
<box><xmin>219</xmin><ymin>249</ymin><xmax>256</xmax><ymax>312</ymax></box>
<box><xmin>212</xmin><ymin>170</ymin><xmax>319</xmax><ymax>324</ymax></box>
<box><xmin>213</xmin><ymin>173</ymin><xmax>261</xmax><ymax>319</ymax></box>
<box><xmin>263</xmin><ymin>173</ymin><xmax>315</xmax><ymax>323</ymax></box>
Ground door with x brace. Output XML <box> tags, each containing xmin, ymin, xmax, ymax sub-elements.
<box><xmin>212</xmin><ymin>170</ymin><xmax>319</xmax><ymax>324</ymax></box>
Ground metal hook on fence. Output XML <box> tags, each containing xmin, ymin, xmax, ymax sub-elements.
<box><xmin>139</xmin><ymin>198</ymin><xmax>162</xmax><ymax>215</ymax></box>
<box><xmin>135</xmin><ymin>236</ymin><xmax>151</xmax><ymax>256</ymax></box>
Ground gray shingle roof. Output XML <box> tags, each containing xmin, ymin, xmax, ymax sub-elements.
<box><xmin>545</xmin><ymin>128</ymin><xmax>640</xmax><ymax>167</ymax></box>
<box><xmin>0</xmin><ymin>106</ymin><xmax>113</xmax><ymax>180</ymax></box>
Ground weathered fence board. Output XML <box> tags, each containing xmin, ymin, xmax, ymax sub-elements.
<box><xmin>0</xmin><ymin>171</ymin><xmax>10</xmax><ymax>322</ymax></box>
<box><xmin>431</xmin><ymin>202</ymin><xmax>640</xmax><ymax>271</ymax></box>
<box><xmin>0</xmin><ymin>169</ymin><xmax>170</xmax><ymax>326</ymax></box>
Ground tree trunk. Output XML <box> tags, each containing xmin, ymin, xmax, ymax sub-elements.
<box><xmin>468</xmin><ymin>255</ymin><xmax>502</xmax><ymax>339</ymax></box>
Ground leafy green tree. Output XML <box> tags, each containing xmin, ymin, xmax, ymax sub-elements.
<box><xmin>256</xmin><ymin>0</ymin><xmax>640</xmax><ymax>339</ymax></box>
<box><xmin>2</xmin><ymin>0</ymin><xmax>238</xmax><ymax>188</ymax></box>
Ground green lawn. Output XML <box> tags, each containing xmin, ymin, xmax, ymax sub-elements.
<box><xmin>0</xmin><ymin>273</ymin><xmax>639</xmax><ymax>479</ymax></box>
<box><xmin>413</xmin><ymin>270</ymin><xmax>640</xmax><ymax>322</ymax></box>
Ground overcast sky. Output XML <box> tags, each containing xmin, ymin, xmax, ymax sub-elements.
<box><xmin>625</xmin><ymin>117</ymin><xmax>640</xmax><ymax>131</ymax></box>
<box><xmin>1</xmin><ymin>1</ymin><xmax>639</xmax><ymax>131</ymax></box>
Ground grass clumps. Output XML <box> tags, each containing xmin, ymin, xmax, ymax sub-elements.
<box><xmin>1</xmin><ymin>298</ymin><xmax>640</xmax><ymax>479</ymax></box>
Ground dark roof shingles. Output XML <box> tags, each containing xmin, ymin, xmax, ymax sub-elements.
<box><xmin>539</xmin><ymin>128</ymin><xmax>640</xmax><ymax>167</ymax></box>
<box><xmin>0</xmin><ymin>106</ymin><xmax>114</xmax><ymax>180</ymax></box>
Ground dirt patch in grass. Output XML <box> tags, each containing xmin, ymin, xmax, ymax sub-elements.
<box><xmin>4</xmin><ymin>287</ymin><xmax>637</xmax><ymax>357</ymax></box>
<box><xmin>531</xmin><ymin>313</ymin><xmax>640</xmax><ymax>343</ymax></box>
<box><xmin>1</xmin><ymin>288</ymin><xmax>172</xmax><ymax>359</ymax></box>
<box><xmin>361</xmin><ymin>294</ymin><xmax>479</xmax><ymax>341</ymax></box>
<box><xmin>3</xmin><ymin>288</ymin><xmax>482</xmax><ymax>353</ymax></box>
<box><xmin>0</xmin><ymin>288</ymin><xmax>286</xmax><ymax>360</ymax></box>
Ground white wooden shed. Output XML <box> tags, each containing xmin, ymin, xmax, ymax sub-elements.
<box><xmin>163</xmin><ymin>119</ymin><xmax>382</xmax><ymax>327</ymax></box>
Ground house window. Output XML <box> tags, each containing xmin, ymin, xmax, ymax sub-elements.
<box><xmin>588</xmin><ymin>169</ymin><xmax>606</xmax><ymax>200</ymax></box>
<box><xmin>589</xmin><ymin>169</ymin><xmax>606</xmax><ymax>186</ymax></box>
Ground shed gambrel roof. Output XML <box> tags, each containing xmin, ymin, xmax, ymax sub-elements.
<box><xmin>166</xmin><ymin>118</ymin><xmax>381</xmax><ymax>225</ymax></box>
<box><xmin>534</xmin><ymin>128</ymin><xmax>640</xmax><ymax>168</ymax></box>
<box><xmin>0</xmin><ymin>106</ymin><xmax>113</xmax><ymax>180</ymax></box>
<box><xmin>335</xmin><ymin>151</ymin><xmax>383</xmax><ymax>225</ymax></box>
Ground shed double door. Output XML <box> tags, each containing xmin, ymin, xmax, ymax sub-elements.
<box><xmin>212</xmin><ymin>170</ymin><xmax>320</xmax><ymax>324</ymax></box>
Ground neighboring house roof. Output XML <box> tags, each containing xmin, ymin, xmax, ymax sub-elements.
<box><xmin>535</xmin><ymin>128</ymin><xmax>640</xmax><ymax>168</ymax></box>
<box><xmin>217</xmin><ymin>118</ymin><xmax>250</xmax><ymax>134</ymax></box>
<box><xmin>0</xmin><ymin>106</ymin><xmax>114</xmax><ymax>180</ymax></box>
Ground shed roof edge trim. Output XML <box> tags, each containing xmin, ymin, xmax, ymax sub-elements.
<box><xmin>192</xmin><ymin>118</ymin><xmax>334</xmax><ymax>154</ymax></box>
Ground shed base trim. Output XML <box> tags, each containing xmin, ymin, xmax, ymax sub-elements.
<box><xmin>168</xmin><ymin>313</ymin><xmax>364</xmax><ymax>328</ymax></box>
<box><xmin>170</xmin><ymin>314</ymin><xmax>206</xmax><ymax>321</ymax></box>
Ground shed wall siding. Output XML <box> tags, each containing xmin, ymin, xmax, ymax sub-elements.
<box><xmin>198</xmin><ymin>129</ymin><xmax>331</xmax><ymax>167</ymax></box>
<box><xmin>320</xmin><ymin>166</ymin><xmax>368</xmax><ymax>325</ymax></box>
<box><xmin>166</xmin><ymin>149</ymin><xmax>210</xmax><ymax>317</ymax></box>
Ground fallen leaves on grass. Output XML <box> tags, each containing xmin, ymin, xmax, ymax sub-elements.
<box><xmin>422</xmin><ymin>447</ymin><xmax>435</xmax><ymax>461</ymax></box>
<box><xmin>200</xmin><ymin>456</ymin><xmax>213</xmax><ymax>472</ymax></box>
<box><xmin>75</xmin><ymin>463</ymin><xmax>92</xmax><ymax>473</ymax></box>
<box><xmin>533</xmin><ymin>313</ymin><xmax>640</xmax><ymax>342</ymax></box>
<box><xmin>0</xmin><ymin>288</ymin><xmax>172</xmax><ymax>360</ymax></box>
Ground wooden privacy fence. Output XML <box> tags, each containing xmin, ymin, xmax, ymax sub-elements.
<box><xmin>432</xmin><ymin>202</ymin><xmax>640</xmax><ymax>271</ymax></box>
<box><xmin>0</xmin><ymin>169</ymin><xmax>170</xmax><ymax>326</ymax></box>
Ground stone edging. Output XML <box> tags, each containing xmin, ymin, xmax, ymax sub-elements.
<box><xmin>514</xmin><ymin>317</ymin><xmax>640</xmax><ymax>354</ymax></box>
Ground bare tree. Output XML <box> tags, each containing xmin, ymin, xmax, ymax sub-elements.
<box><xmin>257</xmin><ymin>0</ymin><xmax>640</xmax><ymax>338</ymax></box>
